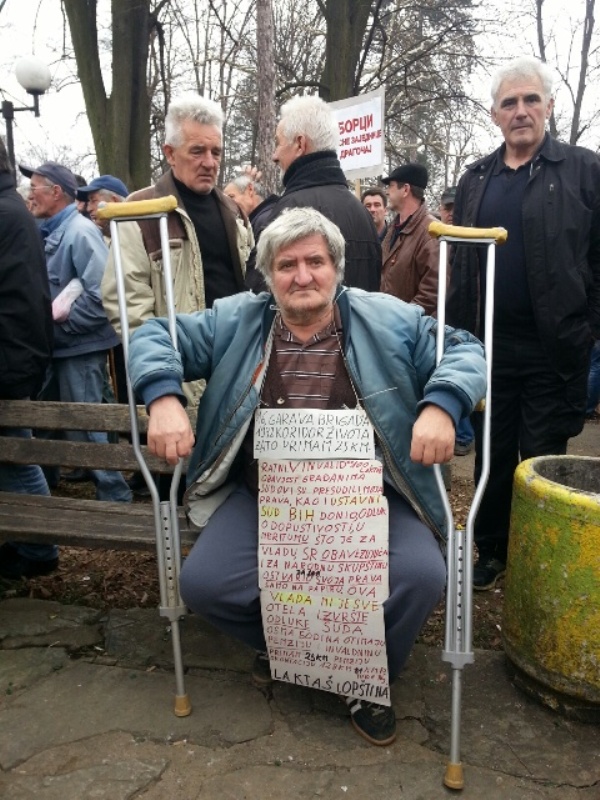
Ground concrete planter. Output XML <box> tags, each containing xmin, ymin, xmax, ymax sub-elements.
<box><xmin>503</xmin><ymin>456</ymin><xmax>600</xmax><ymax>721</ymax></box>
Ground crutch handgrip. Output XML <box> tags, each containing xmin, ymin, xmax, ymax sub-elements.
<box><xmin>96</xmin><ymin>195</ymin><xmax>178</xmax><ymax>220</ymax></box>
<box><xmin>429</xmin><ymin>220</ymin><xmax>508</xmax><ymax>244</ymax></box>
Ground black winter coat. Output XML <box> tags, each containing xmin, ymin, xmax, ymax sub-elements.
<box><xmin>447</xmin><ymin>135</ymin><xmax>600</xmax><ymax>380</ymax></box>
<box><xmin>264</xmin><ymin>151</ymin><xmax>382</xmax><ymax>293</ymax></box>
<box><xmin>0</xmin><ymin>172</ymin><xmax>53</xmax><ymax>399</ymax></box>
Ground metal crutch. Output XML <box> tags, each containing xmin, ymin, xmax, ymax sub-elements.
<box><xmin>428</xmin><ymin>220</ymin><xmax>507</xmax><ymax>790</ymax></box>
<box><xmin>97</xmin><ymin>196</ymin><xmax>192</xmax><ymax>717</ymax></box>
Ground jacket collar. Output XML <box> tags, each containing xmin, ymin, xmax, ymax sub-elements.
<box><xmin>249</xmin><ymin>193</ymin><xmax>279</xmax><ymax>223</ymax></box>
<box><xmin>260</xmin><ymin>284</ymin><xmax>351</xmax><ymax>348</ymax></box>
<box><xmin>0</xmin><ymin>172</ymin><xmax>16</xmax><ymax>193</ymax></box>
<box><xmin>282</xmin><ymin>150</ymin><xmax>347</xmax><ymax>191</ymax></box>
<box><xmin>154</xmin><ymin>169</ymin><xmax>243</xmax><ymax>220</ymax></box>
<box><xmin>466</xmin><ymin>133</ymin><xmax>566</xmax><ymax>174</ymax></box>
<box><xmin>40</xmin><ymin>203</ymin><xmax>77</xmax><ymax>239</ymax></box>
<box><xmin>392</xmin><ymin>201</ymin><xmax>430</xmax><ymax>236</ymax></box>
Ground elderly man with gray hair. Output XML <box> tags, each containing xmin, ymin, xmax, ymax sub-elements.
<box><xmin>246</xmin><ymin>95</ymin><xmax>381</xmax><ymax>293</ymax></box>
<box><xmin>224</xmin><ymin>174</ymin><xmax>278</xmax><ymax>236</ymax></box>
<box><xmin>224</xmin><ymin>174</ymin><xmax>279</xmax><ymax>293</ymax></box>
<box><xmin>77</xmin><ymin>175</ymin><xmax>129</xmax><ymax>238</ymax></box>
<box><xmin>127</xmin><ymin>206</ymin><xmax>486</xmax><ymax>747</ymax></box>
<box><xmin>447</xmin><ymin>55</ymin><xmax>600</xmax><ymax>591</ymax></box>
<box><xmin>101</xmin><ymin>93</ymin><xmax>254</xmax><ymax>392</ymax></box>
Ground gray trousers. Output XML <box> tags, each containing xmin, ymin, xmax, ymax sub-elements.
<box><xmin>180</xmin><ymin>482</ymin><xmax>446</xmax><ymax>680</ymax></box>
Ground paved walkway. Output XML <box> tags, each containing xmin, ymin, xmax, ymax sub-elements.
<box><xmin>0</xmin><ymin>598</ymin><xmax>598</xmax><ymax>799</ymax></box>
<box><xmin>0</xmin><ymin>422</ymin><xmax>597</xmax><ymax>799</ymax></box>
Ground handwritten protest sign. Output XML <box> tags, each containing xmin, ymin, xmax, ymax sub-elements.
<box><xmin>254</xmin><ymin>408</ymin><xmax>375</xmax><ymax>459</ymax></box>
<box><xmin>256</xmin><ymin>409</ymin><xmax>390</xmax><ymax>704</ymax></box>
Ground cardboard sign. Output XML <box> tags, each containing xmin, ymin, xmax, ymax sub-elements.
<box><xmin>330</xmin><ymin>88</ymin><xmax>386</xmax><ymax>180</ymax></box>
<box><xmin>258</xmin><ymin>458</ymin><xmax>390</xmax><ymax>705</ymax></box>
<box><xmin>254</xmin><ymin>408</ymin><xmax>375</xmax><ymax>460</ymax></box>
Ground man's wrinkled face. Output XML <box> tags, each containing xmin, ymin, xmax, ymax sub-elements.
<box><xmin>386</xmin><ymin>181</ymin><xmax>407</xmax><ymax>213</ymax></box>
<box><xmin>491</xmin><ymin>76</ymin><xmax>553</xmax><ymax>155</ymax></box>
<box><xmin>272</xmin><ymin>122</ymin><xmax>302</xmax><ymax>174</ymax></box>
<box><xmin>224</xmin><ymin>183</ymin><xmax>253</xmax><ymax>215</ymax></box>
<box><xmin>163</xmin><ymin>120</ymin><xmax>222</xmax><ymax>194</ymax></box>
<box><xmin>270</xmin><ymin>234</ymin><xmax>338</xmax><ymax>326</ymax></box>
<box><xmin>28</xmin><ymin>176</ymin><xmax>61</xmax><ymax>218</ymax></box>
<box><xmin>362</xmin><ymin>194</ymin><xmax>387</xmax><ymax>231</ymax></box>
<box><xmin>85</xmin><ymin>191</ymin><xmax>105</xmax><ymax>225</ymax></box>
<box><xmin>440</xmin><ymin>202</ymin><xmax>454</xmax><ymax>224</ymax></box>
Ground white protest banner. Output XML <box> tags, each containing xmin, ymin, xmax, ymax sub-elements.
<box><xmin>258</xmin><ymin>457</ymin><xmax>390</xmax><ymax>705</ymax></box>
<box><xmin>329</xmin><ymin>87</ymin><xmax>385</xmax><ymax>180</ymax></box>
<box><xmin>254</xmin><ymin>408</ymin><xmax>375</xmax><ymax>460</ymax></box>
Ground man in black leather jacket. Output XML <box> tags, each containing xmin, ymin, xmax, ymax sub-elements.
<box><xmin>447</xmin><ymin>56</ymin><xmax>600</xmax><ymax>591</ymax></box>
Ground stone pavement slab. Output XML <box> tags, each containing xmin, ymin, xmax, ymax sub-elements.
<box><xmin>0</xmin><ymin>599</ymin><xmax>598</xmax><ymax>799</ymax></box>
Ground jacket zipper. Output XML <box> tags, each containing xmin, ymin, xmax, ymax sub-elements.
<box><xmin>339</xmin><ymin>347</ymin><xmax>441</xmax><ymax>537</ymax></box>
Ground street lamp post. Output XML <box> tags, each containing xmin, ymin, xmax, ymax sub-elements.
<box><xmin>1</xmin><ymin>56</ymin><xmax>51</xmax><ymax>173</ymax></box>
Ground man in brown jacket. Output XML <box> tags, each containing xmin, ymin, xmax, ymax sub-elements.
<box><xmin>380</xmin><ymin>163</ymin><xmax>439</xmax><ymax>316</ymax></box>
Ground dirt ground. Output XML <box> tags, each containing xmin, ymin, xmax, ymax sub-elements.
<box><xmin>0</xmin><ymin>471</ymin><xmax>505</xmax><ymax>651</ymax></box>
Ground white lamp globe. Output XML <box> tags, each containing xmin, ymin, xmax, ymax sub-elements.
<box><xmin>15</xmin><ymin>56</ymin><xmax>51</xmax><ymax>95</ymax></box>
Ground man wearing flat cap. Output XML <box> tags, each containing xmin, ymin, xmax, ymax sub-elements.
<box><xmin>439</xmin><ymin>186</ymin><xmax>456</xmax><ymax>225</ymax></box>
<box><xmin>77</xmin><ymin>175</ymin><xmax>129</xmax><ymax>238</ymax></box>
<box><xmin>18</xmin><ymin>161</ymin><xmax>131</xmax><ymax>505</ymax></box>
<box><xmin>380</xmin><ymin>163</ymin><xmax>440</xmax><ymax>316</ymax></box>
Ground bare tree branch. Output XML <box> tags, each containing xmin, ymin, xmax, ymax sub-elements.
<box><xmin>570</xmin><ymin>0</ymin><xmax>595</xmax><ymax>144</ymax></box>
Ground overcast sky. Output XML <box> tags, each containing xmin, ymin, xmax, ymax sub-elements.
<box><xmin>0</xmin><ymin>0</ymin><xmax>596</xmax><ymax>181</ymax></box>
<box><xmin>1</xmin><ymin>1</ymin><xmax>96</xmax><ymax>177</ymax></box>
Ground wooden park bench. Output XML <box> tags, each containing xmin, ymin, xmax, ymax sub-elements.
<box><xmin>0</xmin><ymin>398</ymin><xmax>198</xmax><ymax>551</ymax></box>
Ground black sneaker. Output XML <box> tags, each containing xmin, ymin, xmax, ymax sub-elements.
<box><xmin>251</xmin><ymin>650</ymin><xmax>273</xmax><ymax>687</ymax></box>
<box><xmin>0</xmin><ymin>543</ymin><xmax>59</xmax><ymax>580</ymax></box>
<box><xmin>126</xmin><ymin>471</ymin><xmax>152</xmax><ymax>498</ymax></box>
<box><xmin>344</xmin><ymin>696</ymin><xmax>397</xmax><ymax>746</ymax></box>
<box><xmin>62</xmin><ymin>468</ymin><xmax>93</xmax><ymax>482</ymax></box>
<box><xmin>473</xmin><ymin>557</ymin><xmax>506</xmax><ymax>591</ymax></box>
<box><xmin>454</xmin><ymin>441</ymin><xmax>474</xmax><ymax>456</ymax></box>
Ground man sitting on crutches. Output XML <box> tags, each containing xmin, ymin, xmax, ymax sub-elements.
<box><xmin>127</xmin><ymin>207</ymin><xmax>487</xmax><ymax>748</ymax></box>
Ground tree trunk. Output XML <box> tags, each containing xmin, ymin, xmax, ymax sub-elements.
<box><xmin>63</xmin><ymin>0</ymin><xmax>152</xmax><ymax>189</ymax></box>
<box><xmin>535</xmin><ymin>0</ymin><xmax>559</xmax><ymax>139</ymax></box>
<box><xmin>570</xmin><ymin>0</ymin><xmax>595</xmax><ymax>145</ymax></box>
<box><xmin>536</xmin><ymin>0</ymin><xmax>596</xmax><ymax>145</ymax></box>
<box><xmin>256</xmin><ymin>0</ymin><xmax>278</xmax><ymax>194</ymax></box>
<box><xmin>320</xmin><ymin>0</ymin><xmax>372</xmax><ymax>101</ymax></box>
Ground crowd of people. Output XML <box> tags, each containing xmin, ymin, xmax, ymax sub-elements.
<box><xmin>1</xmin><ymin>54</ymin><xmax>598</xmax><ymax>746</ymax></box>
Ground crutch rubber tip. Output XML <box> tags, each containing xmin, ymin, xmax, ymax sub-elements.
<box><xmin>443</xmin><ymin>762</ymin><xmax>464</xmax><ymax>790</ymax></box>
<box><xmin>174</xmin><ymin>694</ymin><xmax>192</xmax><ymax>717</ymax></box>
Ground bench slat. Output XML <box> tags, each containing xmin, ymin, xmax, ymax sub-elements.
<box><xmin>1</xmin><ymin>436</ymin><xmax>186</xmax><ymax>473</ymax></box>
<box><xmin>0</xmin><ymin>493</ymin><xmax>197</xmax><ymax>551</ymax></box>
<box><xmin>0</xmin><ymin>399</ymin><xmax>147</xmax><ymax>432</ymax></box>
<box><xmin>0</xmin><ymin>399</ymin><xmax>197</xmax><ymax>433</ymax></box>
<box><xmin>0</xmin><ymin>399</ymin><xmax>199</xmax><ymax>555</ymax></box>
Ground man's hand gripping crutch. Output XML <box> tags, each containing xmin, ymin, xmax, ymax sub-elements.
<box><xmin>96</xmin><ymin>196</ymin><xmax>192</xmax><ymax>718</ymax></box>
<box><xmin>428</xmin><ymin>220</ymin><xmax>507</xmax><ymax>790</ymax></box>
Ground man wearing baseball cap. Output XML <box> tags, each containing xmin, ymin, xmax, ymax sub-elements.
<box><xmin>18</xmin><ymin>160</ymin><xmax>132</xmax><ymax>505</ymax></box>
<box><xmin>380</xmin><ymin>163</ymin><xmax>440</xmax><ymax>317</ymax></box>
<box><xmin>77</xmin><ymin>175</ymin><xmax>129</xmax><ymax>237</ymax></box>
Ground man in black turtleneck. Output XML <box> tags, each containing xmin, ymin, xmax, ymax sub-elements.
<box><xmin>102</xmin><ymin>92</ymin><xmax>254</xmax><ymax>406</ymax></box>
<box><xmin>245</xmin><ymin>95</ymin><xmax>381</xmax><ymax>294</ymax></box>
